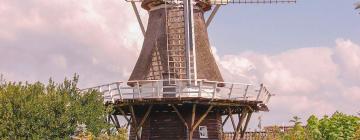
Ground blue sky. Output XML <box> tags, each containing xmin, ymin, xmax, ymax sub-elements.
<box><xmin>208</xmin><ymin>0</ymin><xmax>360</xmax><ymax>54</ymax></box>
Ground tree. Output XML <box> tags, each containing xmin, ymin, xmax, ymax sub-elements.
<box><xmin>0</xmin><ymin>75</ymin><xmax>121</xmax><ymax>139</ymax></box>
<box><xmin>316</xmin><ymin>112</ymin><xmax>360</xmax><ymax>140</ymax></box>
<box><xmin>306</xmin><ymin>115</ymin><xmax>322</xmax><ymax>140</ymax></box>
<box><xmin>282</xmin><ymin>116</ymin><xmax>306</xmax><ymax>140</ymax></box>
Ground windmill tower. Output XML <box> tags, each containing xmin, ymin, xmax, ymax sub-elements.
<box><xmin>83</xmin><ymin>0</ymin><xmax>295</xmax><ymax>139</ymax></box>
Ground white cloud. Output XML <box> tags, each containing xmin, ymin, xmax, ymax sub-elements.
<box><xmin>0</xmin><ymin>0</ymin><xmax>143</xmax><ymax>87</ymax></box>
<box><xmin>214</xmin><ymin>39</ymin><xmax>360</xmax><ymax>126</ymax></box>
<box><xmin>333</xmin><ymin>39</ymin><xmax>360</xmax><ymax>86</ymax></box>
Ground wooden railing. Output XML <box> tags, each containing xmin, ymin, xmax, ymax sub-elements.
<box><xmin>81</xmin><ymin>79</ymin><xmax>273</xmax><ymax>104</ymax></box>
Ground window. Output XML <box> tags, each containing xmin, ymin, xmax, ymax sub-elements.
<box><xmin>199</xmin><ymin>126</ymin><xmax>208</xmax><ymax>138</ymax></box>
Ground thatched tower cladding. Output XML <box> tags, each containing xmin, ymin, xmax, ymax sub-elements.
<box><xmin>129</xmin><ymin>7</ymin><xmax>223</xmax><ymax>82</ymax></box>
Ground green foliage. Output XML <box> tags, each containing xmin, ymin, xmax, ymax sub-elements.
<box><xmin>316</xmin><ymin>112</ymin><xmax>360</xmax><ymax>140</ymax></box>
<box><xmin>282</xmin><ymin>116</ymin><xmax>306</xmax><ymax>140</ymax></box>
<box><xmin>305</xmin><ymin>115</ymin><xmax>322</xmax><ymax>140</ymax></box>
<box><xmin>353</xmin><ymin>126</ymin><xmax>360</xmax><ymax>140</ymax></box>
<box><xmin>281</xmin><ymin>112</ymin><xmax>360</xmax><ymax>140</ymax></box>
<box><xmin>96</xmin><ymin>128</ymin><xmax>128</xmax><ymax>140</ymax></box>
<box><xmin>268</xmin><ymin>113</ymin><xmax>360</xmax><ymax>140</ymax></box>
<box><xmin>0</xmin><ymin>75</ymin><xmax>115</xmax><ymax>139</ymax></box>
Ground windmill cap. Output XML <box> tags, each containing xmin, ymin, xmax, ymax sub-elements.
<box><xmin>141</xmin><ymin>0</ymin><xmax>212</xmax><ymax>11</ymax></box>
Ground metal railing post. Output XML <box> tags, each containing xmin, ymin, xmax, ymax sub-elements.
<box><xmin>211</xmin><ymin>82</ymin><xmax>217</xmax><ymax>100</ymax></box>
<box><xmin>137</xmin><ymin>81</ymin><xmax>141</xmax><ymax>100</ymax></box>
<box><xmin>228</xmin><ymin>84</ymin><xmax>234</xmax><ymax>99</ymax></box>
<box><xmin>265</xmin><ymin>94</ymin><xmax>272</xmax><ymax>104</ymax></box>
<box><xmin>243</xmin><ymin>85</ymin><xmax>249</xmax><ymax>101</ymax></box>
<box><xmin>198</xmin><ymin>80</ymin><xmax>203</xmax><ymax>97</ymax></box>
<box><xmin>157</xmin><ymin>81</ymin><xmax>160</xmax><ymax>98</ymax></box>
<box><xmin>177</xmin><ymin>80</ymin><xmax>181</xmax><ymax>99</ymax></box>
<box><xmin>116</xmin><ymin>82</ymin><xmax>123</xmax><ymax>101</ymax></box>
<box><xmin>109</xmin><ymin>85</ymin><xmax>114</xmax><ymax>103</ymax></box>
<box><xmin>256</xmin><ymin>84</ymin><xmax>263</xmax><ymax>101</ymax></box>
<box><xmin>152</xmin><ymin>81</ymin><xmax>155</xmax><ymax>98</ymax></box>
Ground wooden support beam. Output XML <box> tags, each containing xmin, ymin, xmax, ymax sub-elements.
<box><xmin>126</xmin><ymin>117</ymin><xmax>132</xmax><ymax>130</ymax></box>
<box><xmin>241</xmin><ymin>112</ymin><xmax>253</xmax><ymax>138</ymax></box>
<box><xmin>206</xmin><ymin>5</ymin><xmax>221</xmax><ymax>28</ymax></box>
<box><xmin>129</xmin><ymin>106</ymin><xmax>137</xmax><ymax>126</ymax></box>
<box><xmin>233</xmin><ymin>109</ymin><xmax>248</xmax><ymax>140</ymax></box>
<box><xmin>192</xmin><ymin>105</ymin><xmax>214</xmax><ymax>130</ymax></box>
<box><xmin>118</xmin><ymin>107</ymin><xmax>131</xmax><ymax>124</ymax></box>
<box><xmin>109</xmin><ymin>115</ymin><xmax>115</xmax><ymax>125</ymax></box>
<box><xmin>132</xmin><ymin>105</ymin><xmax>153</xmax><ymax>140</ymax></box>
<box><xmin>189</xmin><ymin>104</ymin><xmax>197</xmax><ymax>140</ymax></box>
<box><xmin>191</xmin><ymin>104</ymin><xmax>196</xmax><ymax>127</ymax></box>
<box><xmin>113</xmin><ymin>115</ymin><xmax>121</xmax><ymax>128</ymax></box>
<box><xmin>171</xmin><ymin>105</ymin><xmax>189</xmax><ymax>129</ymax></box>
<box><xmin>137</xmin><ymin>105</ymin><xmax>153</xmax><ymax>130</ymax></box>
<box><xmin>131</xmin><ymin>2</ymin><xmax>145</xmax><ymax>36</ymax></box>
<box><xmin>222</xmin><ymin>114</ymin><xmax>230</xmax><ymax>127</ymax></box>
<box><xmin>189</xmin><ymin>105</ymin><xmax>214</xmax><ymax>140</ymax></box>
<box><xmin>228</xmin><ymin>107</ymin><xmax>237</xmax><ymax>131</ymax></box>
<box><xmin>129</xmin><ymin>105</ymin><xmax>140</xmax><ymax>139</ymax></box>
<box><xmin>221</xmin><ymin>114</ymin><xmax>230</xmax><ymax>139</ymax></box>
<box><xmin>109</xmin><ymin>115</ymin><xmax>120</xmax><ymax>128</ymax></box>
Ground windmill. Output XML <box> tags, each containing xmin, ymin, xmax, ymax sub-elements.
<box><xmin>83</xmin><ymin>0</ymin><xmax>295</xmax><ymax>139</ymax></box>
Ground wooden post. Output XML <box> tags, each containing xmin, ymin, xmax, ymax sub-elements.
<box><xmin>228</xmin><ymin>107</ymin><xmax>237</xmax><ymax>131</ymax></box>
<box><xmin>189</xmin><ymin>105</ymin><xmax>214</xmax><ymax>140</ymax></box>
<box><xmin>241</xmin><ymin>112</ymin><xmax>253</xmax><ymax>138</ymax></box>
<box><xmin>108</xmin><ymin>115</ymin><xmax>114</xmax><ymax>124</ymax></box>
<box><xmin>130</xmin><ymin>1</ymin><xmax>145</xmax><ymax>36</ymax></box>
<box><xmin>126</xmin><ymin>118</ymin><xmax>132</xmax><ymax>130</ymax></box>
<box><xmin>222</xmin><ymin>114</ymin><xmax>230</xmax><ymax>127</ymax></box>
<box><xmin>171</xmin><ymin>105</ymin><xmax>189</xmax><ymax>129</ymax></box>
<box><xmin>113</xmin><ymin>115</ymin><xmax>121</xmax><ymax>128</ymax></box>
<box><xmin>233</xmin><ymin>109</ymin><xmax>248</xmax><ymax>140</ymax></box>
<box><xmin>189</xmin><ymin>104</ymin><xmax>196</xmax><ymax>140</ymax></box>
<box><xmin>136</xmin><ymin>105</ymin><xmax>153</xmax><ymax>138</ymax></box>
<box><xmin>118</xmin><ymin>107</ymin><xmax>131</xmax><ymax>124</ymax></box>
<box><xmin>129</xmin><ymin>105</ymin><xmax>140</xmax><ymax>139</ymax></box>
<box><xmin>192</xmin><ymin>105</ymin><xmax>213</xmax><ymax>129</ymax></box>
<box><xmin>206</xmin><ymin>4</ymin><xmax>221</xmax><ymax>28</ymax></box>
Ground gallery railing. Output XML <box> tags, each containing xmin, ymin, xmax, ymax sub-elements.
<box><xmin>81</xmin><ymin>79</ymin><xmax>272</xmax><ymax>104</ymax></box>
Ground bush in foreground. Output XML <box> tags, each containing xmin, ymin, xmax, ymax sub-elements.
<box><xmin>0</xmin><ymin>76</ymin><xmax>125</xmax><ymax>139</ymax></box>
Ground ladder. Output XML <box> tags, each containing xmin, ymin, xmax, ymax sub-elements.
<box><xmin>165</xmin><ymin>3</ymin><xmax>195</xmax><ymax>80</ymax></box>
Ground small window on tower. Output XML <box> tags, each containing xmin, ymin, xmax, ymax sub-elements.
<box><xmin>199</xmin><ymin>126</ymin><xmax>208</xmax><ymax>138</ymax></box>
